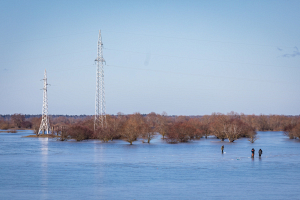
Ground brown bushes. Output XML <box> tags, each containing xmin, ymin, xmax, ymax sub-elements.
<box><xmin>67</xmin><ymin>124</ymin><xmax>93</xmax><ymax>141</ymax></box>
<box><xmin>56</xmin><ymin>113</ymin><xmax>299</xmax><ymax>143</ymax></box>
<box><xmin>0</xmin><ymin>114</ymin><xmax>33</xmax><ymax>130</ymax></box>
<box><xmin>0</xmin><ymin>122</ymin><xmax>10</xmax><ymax>130</ymax></box>
<box><xmin>164</xmin><ymin>112</ymin><xmax>258</xmax><ymax>143</ymax></box>
<box><xmin>166</xmin><ymin>121</ymin><xmax>197</xmax><ymax>143</ymax></box>
<box><xmin>119</xmin><ymin>113</ymin><xmax>143</xmax><ymax>145</ymax></box>
<box><xmin>1</xmin><ymin>112</ymin><xmax>299</xmax><ymax>143</ymax></box>
<box><xmin>284</xmin><ymin>123</ymin><xmax>300</xmax><ymax>139</ymax></box>
<box><xmin>96</xmin><ymin>126</ymin><xmax>115</xmax><ymax>142</ymax></box>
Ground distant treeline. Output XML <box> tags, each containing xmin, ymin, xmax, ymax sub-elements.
<box><xmin>1</xmin><ymin>112</ymin><xmax>299</xmax><ymax>144</ymax></box>
<box><xmin>0</xmin><ymin>114</ymin><xmax>92</xmax><ymax>120</ymax></box>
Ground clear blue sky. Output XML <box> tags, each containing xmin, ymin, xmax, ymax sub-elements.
<box><xmin>0</xmin><ymin>0</ymin><xmax>299</xmax><ymax>115</ymax></box>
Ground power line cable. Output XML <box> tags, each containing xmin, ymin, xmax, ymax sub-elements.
<box><xmin>0</xmin><ymin>31</ymin><xmax>95</xmax><ymax>46</ymax></box>
<box><xmin>105</xmin><ymin>64</ymin><xmax>296</xmax><ymax>85</ymax></box>
<box><xmin>2</xmin><ymin>46</ymin><xmax>297</xmax><ymax>70</ymax></box>
<box><xmin>0</xmin><ymin>29</ymin><xmax>297</xmax><ymax>49</ymax></box>
<box><xmin>104</xmin><ymin>47</ymin><xmax>299</xmax><ymax>69</ymax></box>
<box><xmin>102</xmin><ymin>30</ymin><xmax>297</xmax><ymax>49</ymax></box>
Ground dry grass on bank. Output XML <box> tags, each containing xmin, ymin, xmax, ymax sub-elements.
<box><xmin>24</xmin><ymin>134</ymin><xmax>58</xmax><ymax>138</ymax></box>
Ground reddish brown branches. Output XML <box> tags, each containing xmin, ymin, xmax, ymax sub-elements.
<box><xmin>1</xmin><ymin>112</ymin><xmax>299</xmax><ymax>143</ymax></box>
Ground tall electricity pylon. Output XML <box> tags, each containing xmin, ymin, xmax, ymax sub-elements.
<box><xmin>38</xmin><ymin>69</ymin><xmax>50</xmax><ymax>135</ymax></box>
<box><xmin>94</xmin><ymin>30</ymin><xmax>106</xmax><ymax>131</ymax></box>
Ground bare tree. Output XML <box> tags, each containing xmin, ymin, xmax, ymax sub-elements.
<box><xmin>68</xmin><ymin>124</ymin><xmax>93</xmax><ymax>141</ymax></box>
<box><xmin>141</xmin><ymin>112</ymin><xmax>157</xmax><ymax>143</ymax></box>
<box><xmin>29</xmin><ymin>117</ymin><xmax>42</xmax><ymax>135</ymax></box>
<box><xmin>166</xmin><ymin>121</ymin><xmax>196</xmax><ymax>143</ymax></box>
<box><xmin>96</xmin><ymin>126</ymin><xmax>113</xmax><ymax>142</ymax></box>
<box><xmin>199</xmin><ymin>115</ymin><xmax>212</xmax><ymax>139</ymax></box>
<box><xmin>224</xmin><ymin>119</ymin><xmax>243</xmax><ymax>142</ymax></box>
<box><xmin>210</xmin><ymin>113</ymin><xmax>228</xmax><ymax>141</ymax></box>
<box><xmin>0</xmin><ymin>117</ymin><xmax>10</xmax><ymax>130</ymax></box>
<box><xmin>55</xmin><ymin>125</ymin><xmax>69</xmax><ymax>141</ymax></box>
<box><xmin>141</xmin><ymin>122</ymin><xmax>154</xmax><ymax>143</ymax></box>
<box><xmin>248</xmin><ymin>131</ymin><xmax>258</xmax><ymax>143</ymax></box>
<box><xmin>11</xmin><ymin>114</ymin><xmax>25</xmax><ymax>128</ymax></box>
<box><xmin>121</xmin><ymin>113</ymin><xmax>143</xmax><ymax>145</ymax></box>
<box><xmin>284</xmin><ymin>123</ymin><xmax>300</xmax><ymax>139</ymax></box>
<box><xmin>187</xmin><ymin>118</ymin><xmax>203</xmax><ymax>139</ymax></box>
<box><xmin>156</xmin><ymin>113</ymin><xmax>168</xmax><ymax>139</ymax></box>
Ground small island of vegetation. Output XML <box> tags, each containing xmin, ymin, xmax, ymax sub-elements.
<box><xmin>1</xmin><ymin>112</ymin><xmax>299</xmax><ymax>144</ymax></box>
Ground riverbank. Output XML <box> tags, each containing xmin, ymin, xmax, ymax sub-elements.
<box><xmin>24</xmin><ymin>134</ymin><xmax>58</xmax><ymax>138</ymax></box>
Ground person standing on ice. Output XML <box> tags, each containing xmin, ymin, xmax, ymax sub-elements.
<box><xmin>258</xmin><ymin>149</ymin><xmax>263</xmax><ymax>157</ymax></box>
<box><xmin>251</xmin><ymin>148</ymin><xmax>255</xmax><ymax>157</ymax></box>
<box><xmin>221</xmin><ymin>145</ymin><xmax>224</xmax><ymax>154</ymax></box>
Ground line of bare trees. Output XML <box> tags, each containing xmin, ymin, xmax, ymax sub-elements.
<box><xmin>0</xmin><ymin>114</ymin><xmax>33</xmax><ymax>130</ymax></box>
<box><xmin>1</xmin><ymin>112</ymin><xmax>300</xmax><ymax>143</ymax></box>
<box><xmin>284</xmin><ymin>123</ymin><xmax>300</xmax><ymax>139</ymax></box>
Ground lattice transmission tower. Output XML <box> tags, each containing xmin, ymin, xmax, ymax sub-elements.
<box><xmin>38</xmin><ymin>69</ymin><xmax>50</xmax><ymax>135</ymax></box>
<box><xmin>94</xmin><ymin>30</ymin><xmax>106</xmax><ymax>131</ymax></box>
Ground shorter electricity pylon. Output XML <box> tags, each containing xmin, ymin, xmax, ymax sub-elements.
<box><xmin>94</xmin><ymin>30</ymin><xmax>106</xmax><ymax>131</ymax></box>
<box><xmin>38</xmin><ymin>69</ymin><xmax>50</xmax><ymax>135</ymax></box>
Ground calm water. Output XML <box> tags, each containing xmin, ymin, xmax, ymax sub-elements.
<box><xmin>0</xmin><ymin>130</ymin><xmax>300</xmax><ymax>200</ymax></box>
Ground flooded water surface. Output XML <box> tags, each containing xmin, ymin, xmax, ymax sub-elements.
<box><xmin>1</xmin><ymin>131</ymin><xmax>300</xmax><ymax>199</ymax></box>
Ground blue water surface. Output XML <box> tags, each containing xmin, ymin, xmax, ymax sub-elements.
<box><xmin>0</xmin><ymin>130</ymin><xmax>300</xmax><ymax>200</ymax></box>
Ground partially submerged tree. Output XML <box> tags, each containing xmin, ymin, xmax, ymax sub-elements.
<box><xmin>156</xmin><ymin>112</ymin><xmax>168</xmax><ymax>139</ymax></box>
<box><xmin>165</xmin><ymin>125</ymin><xmax>179</xmax><ymax>144</ymax></box>
<box><xmin>199</xmin><ymin>115</ymin><xmax>212</xmax><ymax>139</ymax></box>
<box><xmin>121</xmin><ymin>113</ymin><xmax>143</xmax><ymax>145</ymax></box>
<box><xmin>68</xmin><ymin>124</ymin><xmax>93</xmax><ymax>141</ymax></box>
<box><xmin>108</xmin><ymin>115</ymin><xmax>123</xmax><ymax>140</ymax></box>
<box><xmin>284</xmin><ymin>123</ymin><xmax>300</xmax><ymax>139</ymax></box>
<box><xmin>141</xmin><ymin>122</ymin><xmax>154</xmax><ymax>143</ymax></box>
<box><xmin>140</xmin><ymin>112</ymin><xmax>157</xmax><ymax>143</ymax></box>
<box><xmin>11</xmin><ymin>114</ymin><xmax>25</xmax><ymax>128</ymax></box>
<box><xmin>187</xmin><ymin>118</ymin><xmax>203</xmax><ymax>140</ymax></box>
<box><xmin>248</xmin><ymin>131</ymin><xmax>258</xmax><ymax>143</ymax></box>
<box><xmin>54</xmin><ymin>125</ymin><xmax>69</xmax><ymax>141</ymax></box>
<box><xmin>210</xmin><ymin>113</ymin><xmax>228</xmax><ymax>141</ymax></box>
<box><xmin>96</xmin><ymin>126</ymin><xmax>113</xmax><ymax>142</ymax></box>
<box><xmin>210</xmin><ymin>113</ymin><xmax>256</xmax><ymax>142</ymax></box>
<box><xmin>28</xmin><ymin>117</ymin><xmax>41</xmax><ymax>135</ymax></box>
<box><xmin>224</xmin><ymin>119</ymin><xmax>243</xmax><ymax>142</ymax></box>
<box><xmin>166</xmin><ymin>121</ymin><xmax>196</xmax><ymax>143</ymax></box>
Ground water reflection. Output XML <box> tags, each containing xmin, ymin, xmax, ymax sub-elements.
<box><xmin>39</xmin><ymin>137</ymin><xmax>48</xmax><ymax>200</ymax></box>
<box><xmin>93</xmin><ymin>141</ymin><xmax>104</xmax><ymax>197</ymax></box>
<box><xmin>39</xmin><ymin>137</ymin><xmax>48</xmax><ymax>155</ymax></box>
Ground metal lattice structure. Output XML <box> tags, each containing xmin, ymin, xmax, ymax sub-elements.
<box><xmin>94</xmin><ymin>30</ymin><xmax>106</xmax><ymax>131</ymax></box>
<box><xmin>38</xmin><ymin>69</ymin><xmax>50</xmax><ymax>135</ymax></box>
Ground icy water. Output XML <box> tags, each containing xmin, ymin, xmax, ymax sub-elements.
<box><xmin>0</xmin><ymin>131</ymin><xmax>300</xmax><ymax>200</ymax></box>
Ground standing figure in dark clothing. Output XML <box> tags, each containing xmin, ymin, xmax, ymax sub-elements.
<box><xmin>251</xmin><ymin>148</ymin><xmax>255</xmax><ymax>157</ymax></box>
<box><xmin>221</xmin><ymin>145</ymin><xmax>224</xmax><ymax>154</ymax></box>
<box><xmin>258</xmin><ymin>149</ymin><xmax>263</xmax><ymax>157</ymax></box>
